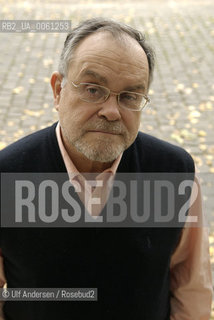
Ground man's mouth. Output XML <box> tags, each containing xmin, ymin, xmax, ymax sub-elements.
<box><xmin>88</xmin><ymin>130</ymin><xmax>120</xmax><ymax>135</ymax></box>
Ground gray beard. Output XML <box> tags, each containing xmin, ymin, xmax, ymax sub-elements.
<box><xmin>73</xmin><ymin>138</ymin><xmax>125</xmax><ymax>162</ymax></box>
<box><xmin>60</xmin><ymin>119</ymin><xmax>130</xmax><ymax>162</ymax></box>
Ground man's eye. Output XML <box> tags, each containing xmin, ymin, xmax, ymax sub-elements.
<box><xmin>122</xmin><ymin>93</ymin><xmax>137</xmax><ymax>101</ymax></box>
<box><xmin>86</xmin><ymin>86</ymin><xmax>99</xmax><ymax>95</ymax></box>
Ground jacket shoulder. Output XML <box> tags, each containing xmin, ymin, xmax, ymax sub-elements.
<box><xmin>124</xmin><ymin>131</ymin><xmax>195</xmax><ymax>173</ymax></box>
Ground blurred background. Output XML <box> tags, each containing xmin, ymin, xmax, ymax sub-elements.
<box><xmin>0</xmin><ymin>0</ymin><xmax>214</xmax><ymax>317</ymax></box>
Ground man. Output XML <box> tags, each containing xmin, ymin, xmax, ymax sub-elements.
<box><xmin>0</xmin><ymin>18</ymin><xmax>213</xmax><ymax>319</ymax></box>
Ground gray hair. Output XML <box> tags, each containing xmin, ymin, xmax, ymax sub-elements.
<box><xmin>58</xmin><ymin>18</ymin><xmax>155</xmax><ymax>87</ymax></box>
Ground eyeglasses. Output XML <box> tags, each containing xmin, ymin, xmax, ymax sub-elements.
<box><xmin>71</xmin><ymin>82</ymin><xmax>150</xmax><ymax>111</ymax></box>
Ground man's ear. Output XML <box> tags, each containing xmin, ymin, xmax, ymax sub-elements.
<box><xmin>50</xmin><ymin>72</ymin><xmax>63</xmax><ymax>111</ymax></box>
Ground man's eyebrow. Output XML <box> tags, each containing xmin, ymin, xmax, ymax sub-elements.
<box><xmin>79</xmin><ymin>70</ymin><xmax>108</xmax><ymax>84</ymax></box>
<box><xmin>124</xmin><ymin>84</ymin><xmax>146</xmax><ymax>92</ymax></box>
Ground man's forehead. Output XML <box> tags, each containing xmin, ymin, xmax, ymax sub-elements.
<box><xmin>67</xmin><ymin>31</ymin><xmax>149</xmax><ymax>88</ymax></box>
<box><xmin>72</xmin><ymin>31</ymin><xmax>148</xmax><ymax>67</ymax></box>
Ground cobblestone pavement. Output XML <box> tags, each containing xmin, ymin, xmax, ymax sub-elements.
<box><xmin>0</xmin><ymin>0</ymin><xmax>214</xmax><ymax>316</ymax></box>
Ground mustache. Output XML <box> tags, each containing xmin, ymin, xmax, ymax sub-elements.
<box><xmin>85</xmin><ymin>120</ymin><xmax>126</xmax><ymax>134</ymax></box>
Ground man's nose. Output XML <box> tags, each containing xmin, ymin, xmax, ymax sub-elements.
<box><xmin>97</xmin><ymin>94</ymin><xmax>121</xmax><ymax>121</ymax></box>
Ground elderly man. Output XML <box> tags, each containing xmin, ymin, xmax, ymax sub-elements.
<box><xmin>0</xmin><ymin>18</ymin><xmax>213</xmax><ymax>320</ymax></box>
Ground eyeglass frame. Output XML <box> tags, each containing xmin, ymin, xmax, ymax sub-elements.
<box><xmin>70</xmin><ymin>81</ymin><xmax>151</xmax><ymax>111</ymax></box>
